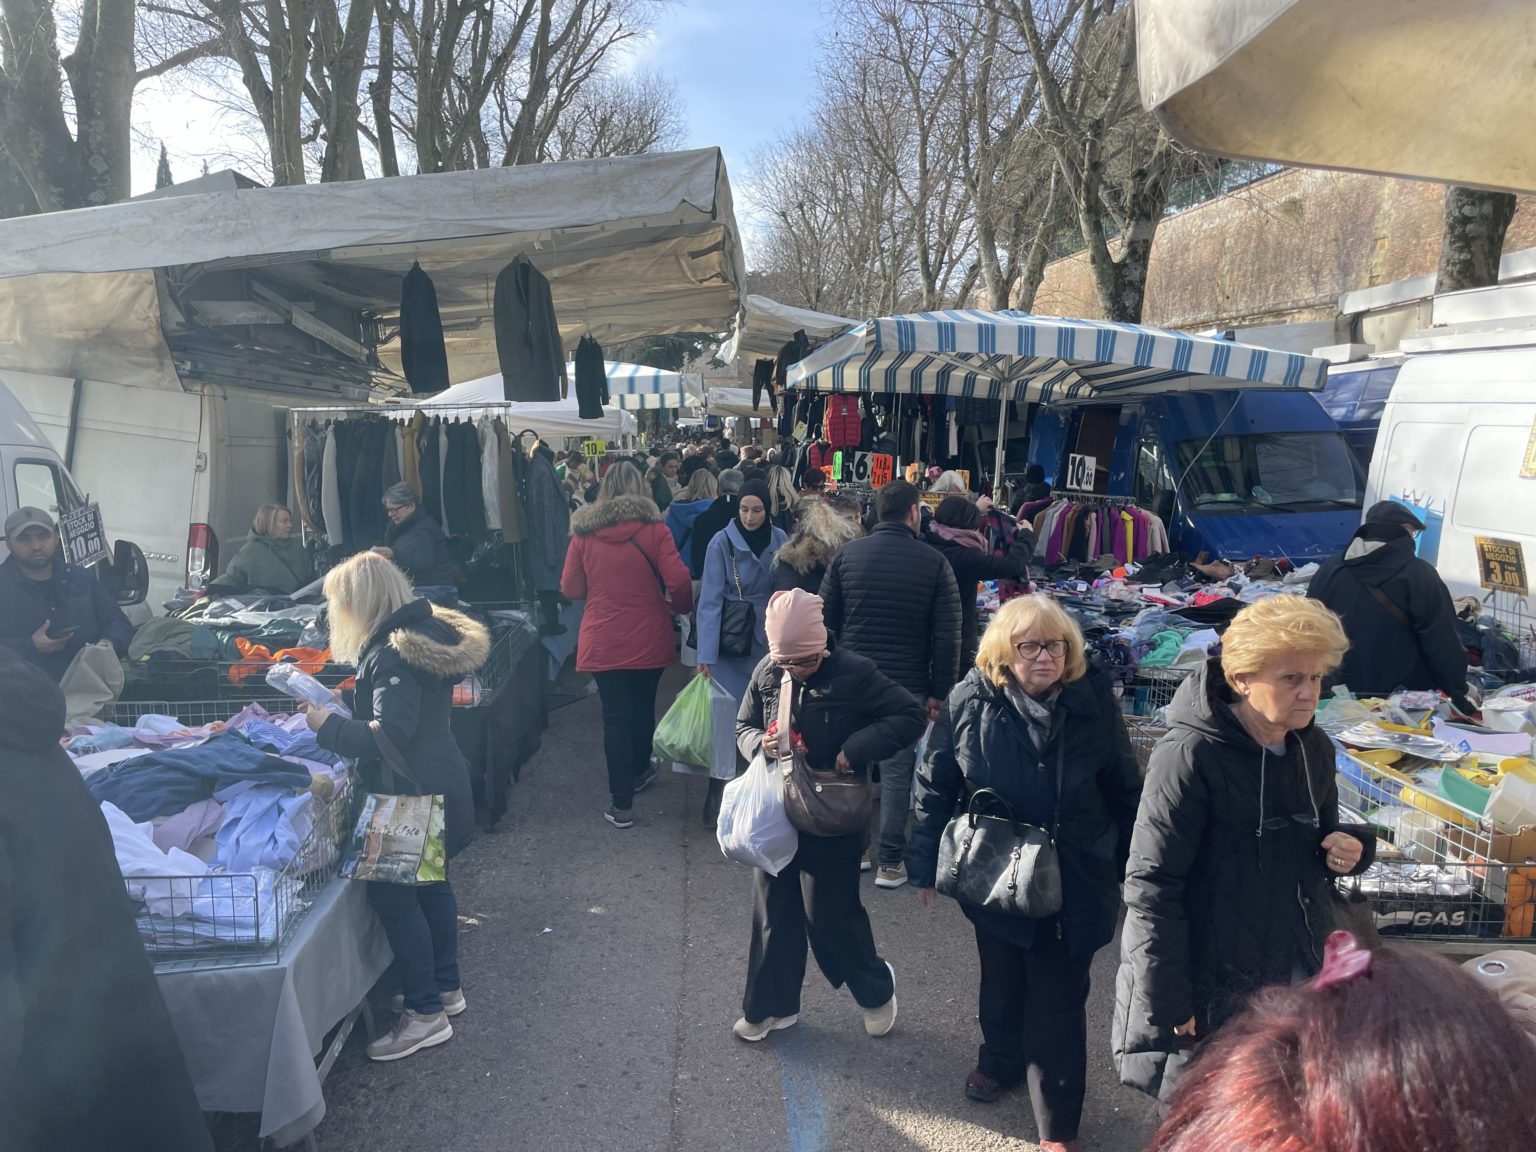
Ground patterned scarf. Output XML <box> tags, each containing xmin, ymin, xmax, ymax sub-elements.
<box><xmin>1002</xmin><ymin>680</ymin><xmax>1059</xmax><ymax>757</ymax></box>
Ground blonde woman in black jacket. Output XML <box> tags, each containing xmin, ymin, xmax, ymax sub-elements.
<box><xmin>910</xmin><ymin>595</ymin><xmax>1141</xmax><ymax>1152</ymax></box>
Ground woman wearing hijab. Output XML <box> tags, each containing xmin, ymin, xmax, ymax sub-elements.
<box><xmin>696</xmin><ymin>479</ymin><xmax>787</xmax><ymax>821</ymax></box>
<box><xmin>732</xmin><ymin>589</ymin><xmax>924</xmax><ymax>1043</ymax></box>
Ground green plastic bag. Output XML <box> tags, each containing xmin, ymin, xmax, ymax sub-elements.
<box><xmin>654</xmin><ymin>675</ymin><xmax>718</xmax><ymax>767</ymax></box>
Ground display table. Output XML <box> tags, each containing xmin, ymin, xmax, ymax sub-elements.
<box><xmin>157</xmin><ymin>878</ymin><xmax>392</xmax><ymax>1147</ymax></box>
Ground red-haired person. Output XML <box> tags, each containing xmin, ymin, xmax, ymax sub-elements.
<box><xmin>1148</xmin><ymin>931</ymin><xmax>1536</xmax><ymax>1152</ymax></box>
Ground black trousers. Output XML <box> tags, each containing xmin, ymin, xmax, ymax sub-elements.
<box><xmin>592</xmin><ymin>667</ymin><xmax>664</xmax><ymax>808</ymax></box>
<box><xmin>973</xmin><ymin>924</ymin><xmax>1092</xmax><ymax>1144</ymax></box>
<box><xmin>742</xmin><ymin>845</ymin><xmax>893</xmax><ymax>1022</ymax></box>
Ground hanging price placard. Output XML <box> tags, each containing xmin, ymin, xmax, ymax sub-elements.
<box><xmin>1065</xmin><ymin>453</ymin><xmax>1097</xmax><ymax>492</ymax></box>
<box><xmin>582</xmin><ymin>440</ymin><xmax>607</xmax><ymax>458</ymax></box>
<box><xmin>1476</xmin><ymin>536</ymin><xmax>1529</xmax><ymax>595</ymax></box>
<box><xmin>59</xmin><ymin>502</ymin><xmax>109</xmax><ymax>567</ymax></box>
<box><xmin>870</xmin><ymin>453</ymin><xmax>894</xmax><ymax>487</ymax></box>
<box><xmin>849</xmin><ymin>452</ymin><xmax>873</xmax><ymax>483</ymax></box>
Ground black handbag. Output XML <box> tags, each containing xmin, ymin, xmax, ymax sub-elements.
<box><xmin>718</xmin><ymin>549</ymin><xmax>757</xmax><ymax>658</ymax></box>
<box><xmin>776</xmin><ymin>671</ymin><xmax>871</xmax><ymax>837</ymax></box>
<box><xmin>935</xmin><ymin>743</ymin><xmax>1064</xmax><ymax>918</ymax></box>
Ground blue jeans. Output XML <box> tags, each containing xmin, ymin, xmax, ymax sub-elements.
<box><xmin>369</xmin><ymin>879</ymin><xmax>461</xmax><ymax>1014</ymax></box>
<box><xmin>877</xmin><ymin>742</ymin><xmax>918</xmax><ymax>867</ymax></box>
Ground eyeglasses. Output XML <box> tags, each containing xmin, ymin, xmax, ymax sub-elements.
<box><xmin>774</xmin><ymin>654</ymin><xmax>821</xmax><ymax>669</ymax></box>
<box><xmin>1015</xmin><ymin>640</ymin><xmax>1067</xmax><ymax>659</ymax></box>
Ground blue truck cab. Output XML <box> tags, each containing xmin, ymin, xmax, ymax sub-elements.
<box><xmin>1026</xmin><ymin>390</ymin><xmax>1366</xmax><ymax>562</ymax></box>
<box><xmin>1318</xmin><ymin>360</ymin><xmax>1399</xmax><ymax>469</ymax></box>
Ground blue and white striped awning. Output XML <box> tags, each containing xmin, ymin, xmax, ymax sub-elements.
<box><xmin>571</xmin><ymin>360</ymin><xmax>704</xmax><ymax>410</ymax></box>
<box><xmin>785</xmin><ymin>311</ymin><xmax>1327</xmax><ymax>402</ymax></box>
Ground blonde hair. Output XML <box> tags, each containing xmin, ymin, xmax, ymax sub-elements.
<box><xmin>976</xmin><ymin>595</ymin><xmax>1088</xmax><ymax>687</ymax></box>
<box><xmin>791</xmin><ymin>497</ymin><xmax>858</xmax><ymax>552</ymax></box>
<box><xmin>251</xmin><ymin>503</ymin><xmax>290</xmax><ymax>537</ymax></box>
<box><xmin>682</xmin><ymin>469</ymin><xmax>718</xmax><ymax>502</ymax></box>
<box><xmin>1220</xmin><ymin>596</ymin><xmax>1349</xmax><ymax>690</ymax></box>
<box><xmin>324</xmin><ymin>551</ymin><xmax>416</xmax><ymax>664</ymax></box>
<box><xmin>597</xmin><ymin>459</ymin><xmax>649</xmax><ymax>504</ymax></box>
<box><xmin>767</xmin><ymin>465</ymin><xmax>797</xmax><ymax>515</ymax></box>
<box><xmin>929</xmin><ymin>470</ymin><xmax>968</xmax><ymax>495</ymax></box>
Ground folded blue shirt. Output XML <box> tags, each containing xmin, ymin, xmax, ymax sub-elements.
<box><xmin>87</xmin><ymin>733</ymin><xmax>313</xmax><ymax>821</ymax></box>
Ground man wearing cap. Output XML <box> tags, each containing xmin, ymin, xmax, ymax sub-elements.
<box><xmin>1307</xmin><ymin>501</ymin><xmax>1471</xmax><ymax>710</ymax></box>
<box><xmin>0</xmin><ymin>507</ymin><xmax>132</xmax><ymax>683</ymax></box>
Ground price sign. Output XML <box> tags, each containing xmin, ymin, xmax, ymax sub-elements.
<box><xmin>849</xmin><ymin>452</ymin><xmax>873</xmax><ymax>483</ymax></box>
<box><xmin>793</xmin><ymin>421</ymin><xmax>808</xmax><ymax>441</ymax></box>
<box><xmin>832</xmin><ymin>451</ymin><xmax>844</xmax><ymax>482</ymax></box>
<box><xmin>1476</xmin><ymin>536</ymin><xmax>1529</xmax><ymax>595</ymax></box>
<box><xmin>59</xmin><ymin>502</ymin><xmax>109</xmax><ymax>567</ymax></box>
<box><xmin>870</xmin><ymin>453</ymin><xmax>894</xmax><ymax>487</ymax></box>
<box><xmin>582</xmin><ymin>439</ymin><xmax>606</xmax><ymax>458</ymax></box>
<box><xmin>1065</xmin><ymin>453</ymin><xmax>1097</xmax><ymax>492</ymax></box>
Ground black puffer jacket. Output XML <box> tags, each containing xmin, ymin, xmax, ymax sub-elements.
<box><xmin>819</xmin><ymin>522</ymin><xmax>962</xmax><ymax>701</ymax></box>
<box><xmin>1112</xmin><ymin>659</ymin><xmax>1376</xmax><ymax>1102</ymax></box>
<box><xmin>922</xmin><ymin>526</ymin><xmax>1034</xmax><ymax>670</ymax></box>
<box><xmin>910</xmin><ymin>666</ymin><xmax>1141</xmax><ymax>954</ymax></box>
<box><xmin>737</xmin><ymin>644</ymin><xmax>925</xmax><ymax>858</ymax></box>
<box><xmin>0</xmin><ymin>647</ymin><xmax>212</xmax><ymax>1152</ymax></box>
<box><xmin>386</xmin><ymin>508</ymin><xmax>457</xmax><ymax>587</ymax></box>
<box><xmin>1306</xmin><ymin>525</ymin><xmax>1467</xmax><ymax>700</ymax></box>
<box><xmin>318</xmin><ymin>600</ymin><xmax>489</xmax><ymax>857</ymax></box>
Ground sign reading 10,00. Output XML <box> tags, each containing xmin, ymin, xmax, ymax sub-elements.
<box><xmin>1065</xmin><ymin>453</ymin><xmax>1097</xmax><ymax>492</ymax></box>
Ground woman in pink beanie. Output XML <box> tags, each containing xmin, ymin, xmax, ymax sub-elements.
<box><xmin>730</xmin><ymin>589</ymin><xmax>926</xmax><ymax>1044</ymax></box>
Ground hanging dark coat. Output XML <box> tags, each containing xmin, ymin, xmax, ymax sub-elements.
<box><xmin>573</xmin><ymin>335</ymin><xmax>608</xmax><ymax>419</ymax></box>
<box><xmin>494</xmin><ymin>255</ymin><xmax>566</xmax><ymax>402</ymax></box>
<box><xmin>525</xmin><ymin>447</ymin><xmax>571</xmax><ymax>592</ymax></box>
<box><xmin>400</xmin><ymin>262</ymin><xmax>450</xmax><ymax>394</ymax></box>
<box><xmin>0</xmin><ymin>647</ymin><xmax>213</xmax><ymax>1152</ymax></box>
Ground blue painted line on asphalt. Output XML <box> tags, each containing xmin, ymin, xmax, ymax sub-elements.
<box><xmin>774</xmin><ymin>1028</ymin><xmax>828</xmax><ymax>1152</ymax></box>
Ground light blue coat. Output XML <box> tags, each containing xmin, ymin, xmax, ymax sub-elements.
<box><xmin>696</xmin><ymin>520</ymin><xmax>787</xmax><ymax>699</ymax></box>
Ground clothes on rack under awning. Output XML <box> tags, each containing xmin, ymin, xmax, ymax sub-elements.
<box><xmin>1029</xmin><ymin>497</ymin><xmax>1170</xmax><ymax>566</ymax></box>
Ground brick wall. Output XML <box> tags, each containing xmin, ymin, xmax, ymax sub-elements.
<box><xmin>1032</xmin><ymin>169</ymin><xmax>1536</xmax><ymax>328</ymax></box>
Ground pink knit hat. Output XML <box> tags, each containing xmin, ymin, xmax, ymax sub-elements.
<box><xmin>765</xmin><ymin>589</ymin><xmax>828</xmax><ymax>661</ymax></box>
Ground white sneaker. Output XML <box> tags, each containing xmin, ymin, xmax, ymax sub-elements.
<box><xmin>863</xmin><ymin>962</ymin><xmax>897</xmax><ymax>1038</ymax></box>
<box><xmin>367</xmin><ymin>1009</ymin><xmax>453</xmax><ymax>1062</ymax></box>
<box><xmin>732</xmin><ymin>1013</ymin><xmax>798</xmax><ymax>1042</ymax></box>
<box><xmin>860</xmin><ymin>859</ymin><xmax>873</xmax><ymax>873</ymax></box>
<box><xmin>874</xmin><ymin>863</ymin><xmax>908</xmax><ymax>889</ymax></box>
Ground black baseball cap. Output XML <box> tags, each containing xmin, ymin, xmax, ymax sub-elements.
<box><xmin>1363</xmin><ymin>501</ymin><xmax>1426</xmax><ymax>532</ymax></box>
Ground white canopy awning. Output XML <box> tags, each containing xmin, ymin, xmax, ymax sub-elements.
<box><xmin>0</xmin><ymin>149</ymin><xmax>745</xmax><ymax>390</ymax></box>
<box><xmin>706</xmin><ymin>387</ymin><xmax>771</xmax><ymax>419</ymax></box>
<box><xmin>1136</xmin><ymin>0</ymin><xmax>1536</xmax><ymax>194</ymax></box>
<box><xmin>586</xmin><ymin>361</ymin><xmax>704</xmax><ymax>410</ymax></box>
<box><xmin>719</xmin><ymin>295</ymin><xmax>857</xmax><ymax>364</ymax></box>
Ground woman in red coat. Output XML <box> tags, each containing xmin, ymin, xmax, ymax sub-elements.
<box><xmin>562</xmin><ymin>459</ymin><xmax>694</xmax><ymax>828</ymax></box>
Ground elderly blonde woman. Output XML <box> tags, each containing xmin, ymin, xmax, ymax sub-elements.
<box><xmin>1112</xmin><ymin>596</ymin><xmax>1376</xmax><ymax>1105</ymax></box>
<box><xmin>303</xmin><ymin>551</ymin><xmax>489</xmax><ymax>1062</ymax></box>
<box><xmin>910</xmin><ymin>596</ymin><xmax>1141</xmax><ymax>1151</ymax></box>
<box><xmin>214</xmin><ymin>503</ymin><xmax>313</xmax><ymax>593</ymax></box>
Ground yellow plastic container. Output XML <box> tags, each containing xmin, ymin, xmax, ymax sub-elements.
<box><xmin>1500</xmin><ymin>758</ymin><xmax>1536</xmax><ymax>786</ymax></box>
<box><xmin>1399</xmin><ymin>783</ymin><xmax>1477</xmax><ymax>829</ymax></box>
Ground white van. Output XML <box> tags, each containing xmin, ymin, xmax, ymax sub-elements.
<box><xmin>0</xmin><ymin>379</ymin><xmax>149</xmax><ymax>610</ymax></box>
<box><xmin>1</xmin><ymin>369</ymin><xmax>289</xmax><ymax>608</ymax></box>
<box><xmin>1365</xmin><ymin>339</ymin><xmax>1536</xmax><ymax>604</ymax></box>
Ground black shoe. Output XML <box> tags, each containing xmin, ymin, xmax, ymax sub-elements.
<box><xmin>605</xmin><ymin>805</ymin><xmax>634</xmax><ymax>829</ymax></box>
<box><xmin>965</xmin><ymin>1070</ymin><xmax>1005</xmax><ymax>1103</ymax></box>
<box><xmin>633</xmin><ymin>763</ymin><xmax>660</xmax><ymax>794</ymax></box>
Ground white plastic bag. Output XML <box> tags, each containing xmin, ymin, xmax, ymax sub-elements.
<box><xmin>716</xmin><ymin>752</ymin><xmax>799</xmax><ymax>876</ymax></box>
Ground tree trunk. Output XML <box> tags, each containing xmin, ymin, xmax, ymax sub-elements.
<box><xmin>264</xmin><ymin>0</ymin><xmax>315</xmax><ymax>184</ymax></box>
<box><xmin>369</xmin><ymin>1</ymin><xmax>399</xmax><ymax>177</ymax></box>
<box><xmin>317</xmin><ymin>0</ymin><xmax>374</xmax><ymax>181</ymax></box>
<box><xmin>1438</xmin><ymin>185</ymin><xmax>1518</xmax><ymax>293</ymax></box>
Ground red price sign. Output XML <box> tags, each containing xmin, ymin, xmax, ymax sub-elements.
<box><xmin>870</xmin><ymin>453</ymin><xmax>894</xmax><ymax>487</ymax></box>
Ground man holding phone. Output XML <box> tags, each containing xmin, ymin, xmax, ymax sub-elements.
<box><xmin>0</xmin><ymin>507</ymin><xmax>132</xmax><ymax>683</ymax></box>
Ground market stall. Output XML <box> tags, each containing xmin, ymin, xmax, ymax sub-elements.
<box><xmin>600</xmin><ymin>361</ymin><xmax>704</xmax><ymax>411</ymax></box>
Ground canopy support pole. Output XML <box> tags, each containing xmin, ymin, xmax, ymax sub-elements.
<box><xmin>993</xmin><ymin>400</ymin><xmax>1010</xmax><ymax>497</ymax></box>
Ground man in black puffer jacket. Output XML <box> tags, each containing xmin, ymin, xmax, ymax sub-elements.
<box><xmin>820</xmin><ymin>479</ymin><xmax>960</xmax><ymax>888</ymax></box>
<box><xmin>1306</xmin><ymin>500</ymin><xmax>1470</xmax><ymax>709</ymax></box>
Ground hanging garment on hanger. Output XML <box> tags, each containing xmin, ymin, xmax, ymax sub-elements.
<box><xmin>479</xmin><ymin>419</ymin><xmax>502</xmax><ymax>532</ymax></box>
<box><xmin>753</xmin><ymin>359</ymin><xmax>775</xmax><ymax>412</ymax></box>
<box><xmin>574</xmin><ymin>334</ymin><xmax>607</xmax><ymax>419</ymax></box>
<box><xmin>494</xmin><ymin>255</ymin><xmax>566</xmax><ymax>402</ymax></box>
<box><xmin>302</xmin><ymin>421</ymin><xmax>326</xmax><ymax>534</ymax></box>
<box><xmin>496</xmin><ymin>422</ymin><xmax>527</xmax><ymax>543</ymax></box>
<box><xmin>401</xmin><ymin>413</ymin><xmax>424</xmax><ymax>499</ymax></box>
<box><xmin>400</xmin><ymin>262</ymin><xmax>450</xmax><ymax>394</ymax></box>
<box><xmin>443</xmin><ymin>420</ymin><xmax>486</xmax><ymax>536</ymax></box>
<box><xmin>320</xmin><ymin>424</ymin><xmax>344</xmax><ymax>544</ymax></box>
<box><xmin>825</xmin><ymin>395</ymin><xmax>860</xmax><ymax>448</ymax></box>
<box><xmin>773</xmin><ymin>330</ymin><xmax>812</xmax><ymax>393</ymax></box>
<box><xmin>436</xmin><ymin>421</ymin><xmax>452</xmax><ymax>533</ymax></box>
<box><xmin>525</xmin><ymin>447</ymin><xmax>570</xmax><ymax>593</ymax></box>
<box><xmin>381</xmin><ymin>423</ymin><xmax>402</xmax><ymax>493</ymax></box>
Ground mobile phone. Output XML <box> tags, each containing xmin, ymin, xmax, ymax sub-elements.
<box><xmin>47</xmin><ymin>624</ymin><xmax>79</xmax><ymax>640</ymax></box>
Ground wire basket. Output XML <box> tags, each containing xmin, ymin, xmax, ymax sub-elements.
<box><xmin>1335</xmin><ymin>748</ymin><xmax>1536</xmax><ymax>951</ymax></box>
<box><xmin>1125</xmin><ymin>717</ymin><xmax>1167</xmax><ymax>774</ymax></box>
<box><xmin>128</xmin><ymin>781</ymin><xmax>355</xmax><ymax>973</ymax></box>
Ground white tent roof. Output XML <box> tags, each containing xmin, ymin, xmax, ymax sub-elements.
<box><xmin>588</xmin><ymin>361</ymin><xmax>704</xmax><ymax>410</ymax></box>
<box><xmin>1137</xmin><ymin>0</ymin><xmax>1536</xmax><ymax>194</ymax></box>
<box><xmin>0</xmin><ymin>149</ymin><xmax>745</xmax><ymax>389</ymax></box>
<box><xmin>719</xmin><ymin>295</ymin><xmax>857</xmax><ymax>364</ymax></box>
<box><xmin>706</xmin><ymin>387</ymin><xmax>772</xmax><ymax>419</ymax></box>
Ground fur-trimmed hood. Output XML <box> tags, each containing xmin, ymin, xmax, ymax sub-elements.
<box><xmin>570</xmin><ymin>493</ymin><xmax>662</xmax><ymax>536</ymax></box>
<box><xmin>371</xmin><ymin>600</ymin><xmax>490</xmax><ymax>678</ymax></box>
<box><xmin>774</xmin><ymin>531</ymin><xmax>840</xmax><ymax>575</ymax></box>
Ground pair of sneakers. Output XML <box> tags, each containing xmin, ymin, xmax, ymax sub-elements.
<box><xmin>369</xmin><ymin>988</ymin><xmax>467</xmax><ymax>1062</ymax></box>
<box><xmin>732</xmin><ymin>963</ymin><xmax>897</xmax><ymax>1041</ymax></box>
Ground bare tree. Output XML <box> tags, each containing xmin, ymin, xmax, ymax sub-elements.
<box><xmin>1438</xmin><ymin>186</ymin><xmax>1518</xmax><ymax>293</ymax></box>
<box><xmin>549</xmin><ymin>70</ymin><xmax>683</xmax><ymax>160</ymax></box>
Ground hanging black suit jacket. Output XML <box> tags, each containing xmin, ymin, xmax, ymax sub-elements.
<box><xmin>495</xmin><ymin>255</ymin><xmax>566</xmax><ymax>401</ymax></box>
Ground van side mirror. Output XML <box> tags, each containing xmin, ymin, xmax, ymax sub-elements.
<box><xmin>108</xmin><ymin>540</ymin><xmax>150</xmax><ymax>606</ymax></box>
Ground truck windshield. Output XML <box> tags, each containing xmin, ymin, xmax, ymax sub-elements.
<box><xmin>1174</xmin><ymin>432</ymin><xmax>1364</xmax><ymax>513</ymax></box>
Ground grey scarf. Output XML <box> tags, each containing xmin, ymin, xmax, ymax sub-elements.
<box><xmin>1003</xmin><ymin>680</ymin><xmax>1059</xmax><ymax>756</ymax></box>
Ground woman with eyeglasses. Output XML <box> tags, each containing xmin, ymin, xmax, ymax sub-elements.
<box><xmin>732</xmin><ymin>589</ymin><xmax>925</xmax><ymax>1043</ymax></box>
<box><xmin>1112</xmin><ymin>596</ymin><xmax>1376</xmax><ymax>1106</ymax></box>
<box><xmin>908</xmin><ymin>595</ymin><xmax>1141</xmax><ymax>1152</ymax></box>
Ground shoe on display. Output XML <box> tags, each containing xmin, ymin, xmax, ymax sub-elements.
<box><xmin>874</xmin><ymin>863</ymin><xmax>908</xmax><ymax>889</ymax></box>
<box><xmin>732</xmin><ymin>1014</ymin><xmax>798</xmax><ymax>1042</ymax></box>
<box><xmin>389</xmin><ymin>989</ymin><xmax>467</xmax><ymax>1018</ymax></box>
<box><xmin>367</xmin><ymin>1009</ymin><xmax>453</xmax><ymax>1062</ymax></box>
<box><xmin>605</xmin><ymin>805</ymin><xmax>635</xmax><ymax>829</ymax></box>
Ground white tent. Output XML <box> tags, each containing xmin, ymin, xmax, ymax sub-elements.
<box><xmin>1136</xmin><ymin>0</ymin><xmax>1536</xmax><ymax>194</ymax></box>
<box><xmin>583</xmin><ymin>361</ymin><xmax>704</xmax><ymax>410</ymax></box>
<box><xmin>705</xmin><ymin>387</ymin><xmax>771</xmax><ymax>419</ymax></box>
<box><xmin>719</xmin><ymin>295</ymin><xmax>857</xmax><ymax>364</ymax></box>
<box><xmin>0</xmin><ymin>148</ymin><xmax>745</xmax><ymax>391</ymax></box>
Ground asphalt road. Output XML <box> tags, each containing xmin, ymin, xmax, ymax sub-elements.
<box><xmin>294</xmin><ymin>671</ymin><xmax>1159</xmax><ymax>1152</ymax></box>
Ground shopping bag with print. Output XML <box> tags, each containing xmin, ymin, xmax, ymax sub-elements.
<box><xmin>342</xmin><ymin>720</ymin><xmax>447</xmax><ymax>885</ymax></box>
